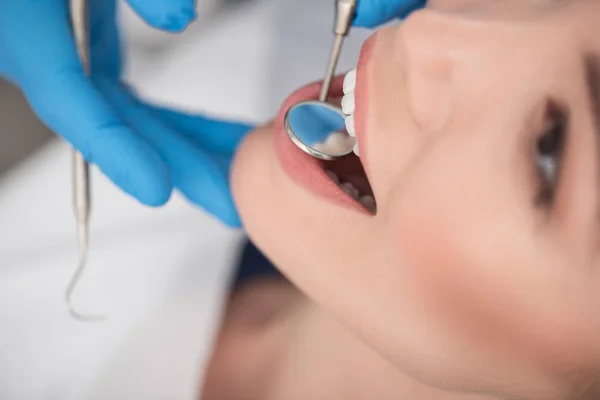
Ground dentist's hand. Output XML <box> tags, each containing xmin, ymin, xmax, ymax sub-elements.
<box><xmin>354</xmin><ymin>0</ymin><xmax>426</xmax><ymax>27</ymax></box>
<box><xmin>92</xmin><ymin>77</ymin><xmax>252</xmax><ymax>227</ymax></box>
<box><xmin>0</xmin><ymin>0</ymin><xmax>252</xmax><ymax>227</ymax></box>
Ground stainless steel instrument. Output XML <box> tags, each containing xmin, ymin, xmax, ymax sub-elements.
<box><xmin>66</xmin><ymin>0</ymin><xmax>105</xmax><ymax>322</ymax></box>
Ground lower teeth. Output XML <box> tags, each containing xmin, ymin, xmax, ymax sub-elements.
<box><xmin>326</xmin><ymin>170</ymin><xmax>376</xmax><ymax>213</ymax></box>
<box><xmin>326</xmin><ymin>170</ymin><xmax>340</xmax><ymax>185</ymax></box>
<box><xmin>340</xmin><ymin>182</ymin><xmax>359</xmax><ymax>199</ymax></box>
<box><xmin>359</xmin><ymin>195</ymin><xmax>376</xmax><ymax>211</ymax></box>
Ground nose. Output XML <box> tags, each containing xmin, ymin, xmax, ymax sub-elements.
<box><xmin>398</xmin><ymin>10</ymin><xmax>459</xmax><ymax>132</ymax></box>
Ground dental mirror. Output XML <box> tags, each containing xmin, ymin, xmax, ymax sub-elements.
<box><xmin>284</xmin><ymin>100</ymin><xmax>356</xmax><ymax>161</ymax></box>
<box><xmin>284</xmin><ymin>0</ymin><xmax>357</xmax><ymax>160</ymax></box>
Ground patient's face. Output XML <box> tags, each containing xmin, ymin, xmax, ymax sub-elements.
<box><xmin>232</xmin><ymin>1</ymin><xmax>600</xmax><ymax>398</ymax></box>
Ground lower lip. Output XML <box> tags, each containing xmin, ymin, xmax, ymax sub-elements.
<box><xmin>273</xmin><ymin>76</ymin><xmax>368</xmax><ymax>213</ymax></box>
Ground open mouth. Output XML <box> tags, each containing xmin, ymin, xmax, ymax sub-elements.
<box><xmin>274</xmin><ymin>72</ymin><xmax>376</xmax><ymax>216</ymax></box>
<box><xmin>322</xmin><ymin>155</ymin><xmax>375</xmax><ymax>213</ymax></box>
<box><xmin>326</xmin><ymin>68</ymin><xmax>376</xmax><ymax>213</ymax></box>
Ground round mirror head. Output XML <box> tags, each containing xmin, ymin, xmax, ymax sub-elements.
<box><xmin>284</xmin><ymin>100</ymin><xmax>355</xmax><ymax>161</ymax></box>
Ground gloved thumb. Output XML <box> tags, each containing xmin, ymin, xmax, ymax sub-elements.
<box><xmin>125</xmin><ymin>0</ymin><xmax>197</xmax><ymax>32</ymax></box>
<box><xmin>354</xmin><ymin>0</ymin><xmax>426</xmax><ymax>28</ymax></box>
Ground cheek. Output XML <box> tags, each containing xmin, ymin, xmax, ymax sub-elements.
<box><xmin>383</xmin><ymin>148</ymin><xmax>544</xmax><ymax>357</ymax></box>
<box><xmin>382</xmin><ymin>148</ymin><xmax>600</xmax><ymax>385</ymax></box>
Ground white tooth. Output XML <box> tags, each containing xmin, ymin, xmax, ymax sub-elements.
<box><xmin>341</xmin><ymin>93</ymin><xmax>355</xmax><ymax>115</ymax></box>
<box><xmin>345</xmin><ymin>115</ymin><xmax>355</xmax><ymax>137</ymax></box>
<box><xmin>343</xmin><ymin>69</ymin><xmax>357</xmax><ymax>95</ymax></box>
<box><xmin>353</xmin><ymin>142</ymin><xmax>360</xmax><ymax>157</ymax></box>
<box><xmin>326</xmin><ymin>170</ymin><xmax>339</xmax><ymax>184</ymax></box>
<box><xmin>359</xmin><ymin>195</ymin><xmax>376</xmax><ymax>212</ymax></box>
<box><xmin>340</xmin><ymin>182</ymin><xmax>360</xmax><ymax>200</ymax></box>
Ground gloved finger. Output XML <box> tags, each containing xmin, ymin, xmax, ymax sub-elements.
<box><xmin>6</xmin><ymin>1</ymin><xmax>172</xmax><ymax>206</ymax></box>
<box><xmin>90</xmin><ymin>0</ymin><xmax>121</xmax><ymax>77</ymax></box>
<box><xmin>94</xmin><ymin>76</ymin><xmax>242</xmax><ymax>227</ymax></box>
<box><xmin>140</xmin><ymin>103</ymin><xmax>253</xmax><ymax>158</ymax></box>
<box><xmin>125</xmin><ymin>0</ymin><xmax>197</xmax><ymax>32</ymax></box>
<box><xmin>123</xmin><ymin>93</ymin><xmax>239</xmax><ymax>177</ymax></box>
<box><xmin>354</xmin><ymin>0</ymin><xmax>426</xmax><ymax>28</ymax></box>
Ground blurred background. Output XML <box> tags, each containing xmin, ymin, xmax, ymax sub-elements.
<box><xmin>0</xmin><ymin>76</ymin><xmax>50</xmax><ymax>175</ymax></box>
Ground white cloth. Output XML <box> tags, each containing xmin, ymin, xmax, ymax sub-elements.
<box><xmin>0</xmin><ymin>1</ymin><xmax>372</xmax><ymax>399</ymax></box>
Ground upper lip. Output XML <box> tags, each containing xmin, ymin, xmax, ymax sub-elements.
<box><xmin>352</xmin><ymin>31</ymin><xmax>378</xmax><ymax>190</ymax></box>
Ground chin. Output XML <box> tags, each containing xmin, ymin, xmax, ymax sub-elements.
<box><xmin>231</xmin><ymin>122</ymin><xmax>277</xmax><ymax>238</ymax></box>
<box><xmin>231</xmin><ymin>122</ymin><xmax>297</xmax><ymax>266</ymax></box>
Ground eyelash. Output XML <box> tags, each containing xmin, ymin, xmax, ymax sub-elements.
<box><xmin>535</xmin><ymin>103</ymin><xmax>567</xmax><ymax>208</ymax></box>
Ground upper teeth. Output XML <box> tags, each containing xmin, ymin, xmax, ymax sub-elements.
<box><xmin>341</xmin><ymin>92</ymin><xmax>355</xmax><ymax>115</ymax></box>
<box><xmin>343</xmin><ymin>68</ymin><xmax>356</xmax><ymax>95</ymax></box>
<box><xmin>342</xmin><ymin>69</ymin><xmax>359</xmax><ymax>157</ymax></box>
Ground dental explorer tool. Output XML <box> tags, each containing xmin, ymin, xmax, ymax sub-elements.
<box><xmin>319</xmin><ymin>0</ymin><xmax>357</xmax><ymax>102</ymax></box>
<box><xmin>284</xmin><ymin>0</ymin><xmax>357</xmax><ymax>161</ymax></box>
<box><xmin>66</xmin><ymin>0</ymin><xmax>105</xmax><ymax>322</ymax></box>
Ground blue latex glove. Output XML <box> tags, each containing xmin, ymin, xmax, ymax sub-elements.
<box><xmin>0</xmin><ymin>0</ymin><xmax>252</xmax><ymax>227</ymax></box>
<box><xmin>92</xmin><ymin>77</ymin><xmax>252</xmax><ymax>227</ymax></box>
<box><xmin>354</xmin><ymin>0</ymin><xmax>426</xmax><ymax>28</ymax></box>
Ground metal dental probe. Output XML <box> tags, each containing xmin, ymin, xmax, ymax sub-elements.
<box><xmin>65</xmin><ymin>0</ymin><xmax>105</xmax><ymax>322</ymax></box>
<box><xmin>283</xmin><ymin>0</ymin><xmax>357</xmax><ymax>161</ymax></box>
<box><xmin>319</xmin><ymin>0</ymin><xmax>357</xmax><ymax>103</ymax></box>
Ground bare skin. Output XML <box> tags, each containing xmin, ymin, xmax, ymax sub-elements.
<box><xmin>206</xmin><ymin>1</ymin><xmax>600</xmax><ymax>399</ymax></box>
<box><xmin>201</xmin><ymin>279</ymin><xmax>494</xmax><ymax>400</ymax></box>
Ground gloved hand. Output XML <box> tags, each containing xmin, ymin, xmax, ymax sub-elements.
<box><xmin>354</xmin><ymin>0</ymin><xmax>426</xmax><ymax>27</ymax></box>
<box><xmin>0</xmin><ymin>0</ymin><xmax>252</xmax><ymax>227</ymax></box>
<box><xmin>92</xmin><ymin>77</ymin><xmax>252</xmax><ymax>227</ymax></box>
